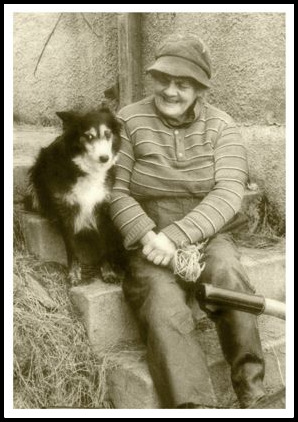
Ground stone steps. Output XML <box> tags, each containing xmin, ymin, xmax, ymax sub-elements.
<box><xmin>105</xmin><ymin>316</ymin><xmax>285</xmax><ymax>409</ymax></box>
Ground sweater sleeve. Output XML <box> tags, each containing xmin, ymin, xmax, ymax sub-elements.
<box><xmin>110</xmin><ymin>120</ymin><xmax>156</xmax><ymax>249</ymax></box>
<box><xmin>161</xmin><ymin>122</ymin><xmax>248</xmax><ymax>246</ymax></box>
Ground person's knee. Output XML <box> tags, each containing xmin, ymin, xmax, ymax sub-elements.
<box><xmin>124</xmin><ymin>259</ymin><xmax>175</xmax><ymax>308</ymax></box>
<box><xmin>203</xmin><ymin>255</ymin><xmax>254</xmax><ymax>293</ymax></box>
<box><xmin>144</xmin><ymin>301</ymin><xmax>195</xmax><ymax>335</ymax></box>
<box><xmin>140</xmin><ymin>282</ymin><xmax>194</xmax><ymax>334</ymax></box>
<box><xmin>144</xmin><ymin>279</ymin><xmax>185</xmax><ymax>312</ymax></box>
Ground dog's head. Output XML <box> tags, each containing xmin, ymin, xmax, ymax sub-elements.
<box><xmin>56</xmin><ymin>107</ymin><xmax>122</xmax><ymax>172</ymax></box>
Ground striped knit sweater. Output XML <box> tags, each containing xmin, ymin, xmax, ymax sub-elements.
<box><xmin>110</xmin><ymin>95</ymin><xmax>248</xmax><ymax>249</ymax></box>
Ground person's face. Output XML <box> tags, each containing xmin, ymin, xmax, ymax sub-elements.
<box><xmin>152</xmin><ymin>72</ymin><xmax>199</xmax><ymax>120</ymax></box>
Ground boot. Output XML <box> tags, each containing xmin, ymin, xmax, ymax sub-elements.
<box><xmin>213</xmin><ymin>308</ymin><xmax>266</xmax><ymax>409</ymax></box>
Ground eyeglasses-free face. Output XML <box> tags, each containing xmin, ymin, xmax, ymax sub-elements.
<box><xmin>151</xmin><ymin>72</ymin><xmax>201</xmax><ymax>122</ymax></box>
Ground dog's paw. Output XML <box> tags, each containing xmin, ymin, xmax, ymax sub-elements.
<box><xmin>68</xmin><ymin>263</ymin><xmax>82</xmax><ymax>286</ymax></box>
<box><xmin>100</xmin><ymin>262</ymin><xmax>121</xmax><ymax>284</ymax></box>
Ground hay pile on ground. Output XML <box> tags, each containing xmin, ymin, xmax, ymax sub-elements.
<box><xmin>13</xmin><ymin>212</ymin><xmax>116</xmax><ymax>409</ymax></box>
<box><xmin>13</xmin><ymin>210</ymin><xmax>146</xmax><ymax>409</ymax></box>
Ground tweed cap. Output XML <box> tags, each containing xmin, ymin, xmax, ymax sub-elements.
<box><xmin>147</xmin><ymin>34</ymin><xmax>212</xmax><ymax>88</ymax></box>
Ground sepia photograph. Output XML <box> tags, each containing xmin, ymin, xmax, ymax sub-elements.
<box><xmin>5</xmin><ymin>4</ymin><xmax>293</xmax><ymax>418</ymax></box>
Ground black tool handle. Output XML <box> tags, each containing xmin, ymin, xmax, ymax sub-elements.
<box><xmin>197</xmin><ymin>284</ymin><xmax>286</xmax><ymax>320</ymax></box>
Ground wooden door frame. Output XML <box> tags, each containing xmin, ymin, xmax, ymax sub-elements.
<box><xmin>117</xmin><ymin>13</ymin><xmax>143</xmax><ymax>109</ymax></box>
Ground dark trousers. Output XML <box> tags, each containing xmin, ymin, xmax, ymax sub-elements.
<box><xmin>123</xmin><ymin>199</ymin><xmax>266</xmax><ymax>408</ymax></box>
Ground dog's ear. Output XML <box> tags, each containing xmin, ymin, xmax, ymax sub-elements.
<box><xmin>112</xmin><ymin>117</ymin><xmax>123</xmax><ymax>135</ymax></box>
<box><xmin>56</xmin><ymin>112</ymin><xmax>79</xmax><ymax>130</ymax></box>
<box><xmin>99</xmin><ymin>101</ymin><xmax>109</xmax><ymax>109</ymax></box>
<box><xmin>96</xmin><ymin>102</ymin><xmax>112</xmax><ymax>114</ymax></box>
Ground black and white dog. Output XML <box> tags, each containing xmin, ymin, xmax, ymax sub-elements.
<box><xmin>27</xmin><ymin>107</ymin><xmax>126</xmax><ymax>286</ymax></box>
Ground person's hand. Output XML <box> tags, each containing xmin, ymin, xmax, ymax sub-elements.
<box><xmin>139</xmin><ymin>230</ymin><xmax>157</xmax><ymax>246</ymax></box>
<box><xmin>142</xmin><ymin>232</ymin><xmax>176</xmax><ymax>267</ymax></box>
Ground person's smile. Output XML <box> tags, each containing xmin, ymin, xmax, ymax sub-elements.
<box><xmin>152</xmin><ymin>72</ymin><xmax>200</xmax><ymax>121</ymax></box>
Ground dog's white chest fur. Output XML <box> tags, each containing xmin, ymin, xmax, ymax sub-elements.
<box><xmin>65</xmin><ymin>170</ymin><xmax>109</xmax><ymax>233</ymax></box>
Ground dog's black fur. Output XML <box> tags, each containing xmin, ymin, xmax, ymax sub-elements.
<box><xmin>26</xmin><ymin>106</ymin><xmax>126</xmax><ymax>286</ymax></box>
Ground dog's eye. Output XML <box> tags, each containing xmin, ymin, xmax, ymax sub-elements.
<box><xmin>86</xmin><ymin>134</ymin><xmax>94</xmax><ymax>141</ymax></box>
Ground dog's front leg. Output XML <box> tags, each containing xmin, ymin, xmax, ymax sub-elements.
<box><xmin>68</xmin><ymin>257</ymin><xmax>81</xmax><ymax>286</ymax></box>
<box><xmin>59</xmin><ymin>224</ymin><xmax>81</xmax><ymax>286</ymax></box>
<box><xmin>100</xmin><ymin>261</ymin><xmax>121</xmax><ymax>284</ymax></box>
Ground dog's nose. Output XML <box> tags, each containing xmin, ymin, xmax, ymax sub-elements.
<box><xmin>99</xmin><ymin>155</ymin><xmax>109</xmax><ymax>163</ymax></box>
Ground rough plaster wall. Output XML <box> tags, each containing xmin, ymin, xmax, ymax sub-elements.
<box><xmin>13</xmin><ymin>13</ymin><xmax>119</xmax><ymax>126</ymax></box>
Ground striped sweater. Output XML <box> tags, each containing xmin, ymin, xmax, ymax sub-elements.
<box><xmin>110</xmin><ymin>95</ymin><xmax>248</xmax><ymax>249</ymax></box>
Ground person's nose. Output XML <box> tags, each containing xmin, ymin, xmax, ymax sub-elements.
<box><xmin>163</xmin><ymin>80</ymin><xmax>178</xmax><ymax>97</ymax></box>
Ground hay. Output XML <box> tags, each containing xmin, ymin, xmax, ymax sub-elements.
<box><xmin>13</xmin><ymin>208</ymin><xmax>26</xmax><ymax>252</ymax></box>
<box><xmin>13</xmin><ymin>246</ymin><xmax>116</xmax><ymax>409</ymax></box>
<box><xmin>232</xmin><ymin>232</ymin><xmax>284</xmax><ymax>249</ymax></box>
<box><xmin>233</xmin><ymin>192</ymin><xmax>284</xmax><ymax>249</ymax></box>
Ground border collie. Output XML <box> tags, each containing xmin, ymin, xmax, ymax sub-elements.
<box><xmin>27</xmin><ymin>106</ymin><xmax>126</xmax><ymax>286</ymax></box>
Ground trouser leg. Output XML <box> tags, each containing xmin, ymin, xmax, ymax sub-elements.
<box><xmin>198</xmin><ymin>233</ymin><xmax>266</xmax><ymax>408</ymax></box>
<box><xmin>123</xmin><ymin>249</ymin><xmax>216</xmax><ymax>409</ymax></box>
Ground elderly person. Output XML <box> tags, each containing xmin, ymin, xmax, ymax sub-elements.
<box><xmin>110</xmin><ymin>33</ymin><xmax>270</xmax><ymax>409</ymax></box>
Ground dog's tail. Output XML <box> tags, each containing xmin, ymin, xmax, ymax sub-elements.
<box><xmin>23</xmin><ymin>156</ymin><xmax>45</xmax><ymax>213</ymax></box>
<box><xmin>23</xmin><ymin>180</ymin><xmax>41</xmax><ymax>212</ymax></box>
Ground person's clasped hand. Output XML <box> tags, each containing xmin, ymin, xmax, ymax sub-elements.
<box><xmin>140</xmin><ymin>231</ymin><xmax>176</xmax><ymax>267</ymax></box>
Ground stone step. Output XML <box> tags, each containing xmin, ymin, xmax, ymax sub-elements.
<box><xmin>240</xmin><ymin>243</ymin><xmax>285</xmax><ymax>301</ymax></box>
<box><xmin>70</xmin><ymin>280</ymin><xmax>142</xmax><ymax>350</ymax></box>
<box><xmin>105</xmin><ymin>315</ymin><xmax>285</xmax><ymax>409</ymax></box>
<box><xmin>19</xmin><ymin>212</ymin><xmax>67</xmax><ymax>265</ymax></box>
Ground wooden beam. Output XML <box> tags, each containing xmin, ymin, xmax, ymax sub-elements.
<box><xmin>117</xmin><ymin>13</ymin><xmax>142</xmax><ymax>109</ymax></box>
